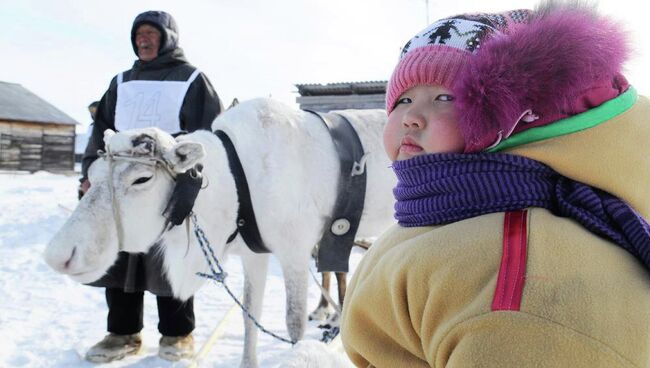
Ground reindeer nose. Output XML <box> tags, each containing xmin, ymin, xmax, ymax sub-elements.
<box><xmin>63</xmin><ymin>247</ymin><xmax>77</xmax><ymax>270</ymax></box>
<box><xmin>43</xmin><ymin>242</ymin><xmax>77</xmax><ymax>274</ymax></box>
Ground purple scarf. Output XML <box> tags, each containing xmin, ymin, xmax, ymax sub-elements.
<box><xmin>393</xmin><ymin>153</ymin><xmax>650</xmax><ymax>270</ymax></box>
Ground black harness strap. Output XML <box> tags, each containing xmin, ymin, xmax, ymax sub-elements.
<box><xmin>214</xmin><ymin>130</ymin><xmax>270</xmax><ymax>253</ymax></box>
<box><xmin>305</xmin><ymin>110</ymin><xmax>368</xmax><ymax>272</ymax></box>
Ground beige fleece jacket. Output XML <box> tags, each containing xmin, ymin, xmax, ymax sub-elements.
<box><xmin>340</xmin><ymin>95</ymin><xmax>650</xmax><ymax>368</ymax></box>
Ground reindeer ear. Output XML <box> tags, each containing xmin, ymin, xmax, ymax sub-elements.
<box><xmin>103</xmin><ymin>129</ymin><xmax>116</xmax><ymax>146</ymax></box>
<box><xmin>165</xmin><ymin>142</ymin><xmax>205</xmax><ymax>173</ymax></box>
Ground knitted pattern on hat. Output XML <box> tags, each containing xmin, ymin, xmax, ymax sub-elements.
<box><xmin>386</xmin><ymin>11</ymin><xmax>531</xmax><ymax>113</ymax></box>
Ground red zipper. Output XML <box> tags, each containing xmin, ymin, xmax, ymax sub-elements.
<box><xmin>492</xmin><ymin>210</ymin><xmax>528</xmax><ymax>311</ymax></box>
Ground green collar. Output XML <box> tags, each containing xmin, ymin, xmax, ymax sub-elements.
<box><xmin>487</xmin><ymin>87</ymin><xmax>638</xmax><ymax>153</ymax></box>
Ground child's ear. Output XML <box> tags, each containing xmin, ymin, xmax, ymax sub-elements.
<box><xmin>164</xmin><ymin>142</ymin><xmax>205</xmax><ymax>173</ymax></box>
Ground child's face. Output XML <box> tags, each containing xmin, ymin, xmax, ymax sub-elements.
<box><xmin>384</xmin><ymin>85</ymin><xmax>464</xmax><ymax>161</ymax></box>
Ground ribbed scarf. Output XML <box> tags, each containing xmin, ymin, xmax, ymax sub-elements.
<box><xmin>393</xmin><ymin>153</ymin><xmax>650</xmax><ymax>270</ymax></box>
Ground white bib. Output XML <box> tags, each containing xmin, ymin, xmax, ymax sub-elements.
<box><xmin>114</xmin><ymin>69</ymin><xmax>200</xmax><ymax>134</ymax></box>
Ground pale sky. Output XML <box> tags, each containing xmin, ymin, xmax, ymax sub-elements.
<box><xmin>1</xmin><ymin>0</ymin><xmax>647</xmax><ymax>133</ymax></box>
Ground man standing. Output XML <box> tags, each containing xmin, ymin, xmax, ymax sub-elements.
<box><xmin>77</xmin><ymin>101</ymin><xmax>98</xmax><ymax>200</ymax></box>
<box><xmin>80</xmin><ymin>10</ymin><xmax>222</xmax><ymax>363</ymax></box>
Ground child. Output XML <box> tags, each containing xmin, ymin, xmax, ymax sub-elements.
<box><xmin>341</xmin><ymin>2</ymin><xmax>650</xmax><ymax>367</ymax></box>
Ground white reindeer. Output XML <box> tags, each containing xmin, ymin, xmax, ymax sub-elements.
<box><xmin>44</xmin><ymin>98</ymin><xmax>396</xmax><ymax>367</ymax></box>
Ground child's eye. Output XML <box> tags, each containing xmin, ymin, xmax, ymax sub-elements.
<box><xmin>436</xmin><ymin>94</ymin><xmax>455</xmax><ymax>102</ymax></box>
<box><xmin>396</xmin><ymin>97</ymin><xmax>412</xmax><ymax>105</ymax></box>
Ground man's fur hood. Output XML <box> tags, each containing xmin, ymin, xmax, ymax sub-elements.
<box><xmin>130</xmin><ymin>10</ymin><xmax>180</xmax><ymax>57</ymax></box>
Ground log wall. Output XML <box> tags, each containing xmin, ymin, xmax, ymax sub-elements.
<box><xmin>0</xmin><ymin>120</ymin><xmax>75</xmax><ymax>172</ymax></box>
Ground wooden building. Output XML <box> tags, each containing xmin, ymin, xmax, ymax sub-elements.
<box><xmin>0</xmin><ymin>81</ymin><xmax>78</xmax><ymax>172</ymax></box>
<box><xmin>295</xmin><ymin>81</ymin><xmax>387</xmax><ymax>112</ymax></box>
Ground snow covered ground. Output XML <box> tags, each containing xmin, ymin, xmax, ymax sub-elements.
<box><xmin>0</xmin><ymin>170</ymin><xmax>363</xmax><ymax>367</ymax></box>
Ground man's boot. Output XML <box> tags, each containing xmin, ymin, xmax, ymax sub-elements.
<box><xmin>85</xmin><ymin>333</ymin><xmax>143</xmax><ymax>363</ymax></box>
<box><xmin>158</xmin><ymin>333</ymin><xmax>194</xmax><ymax>361</ymax></box>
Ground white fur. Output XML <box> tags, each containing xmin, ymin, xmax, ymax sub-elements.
<box><xmin>44</xmin><ymin>98</ymin><xmax>396</xmax><ymax>367</ymax></box>
<box><xmin>274</xmin><ymin>340</ymin><xmax>354</xmax><ymax>368</ymax></box>
<box><xmin>309</xmin><ymin>305</ymin><xmax>336</xmax><ymax>321</ymax></box>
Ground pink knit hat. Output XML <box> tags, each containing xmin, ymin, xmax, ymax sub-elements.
<box><xmin>386</xmin><ymin>11</ymin><xmax>530</xmax><ymax>114</ymax></box>
<box><xmin>386</xmin><ymin>4</ymin><xmax>630</xmax><ymax>152</ymax></box>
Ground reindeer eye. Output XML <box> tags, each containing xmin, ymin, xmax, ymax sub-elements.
<box><xmin>132</xmin><ymin>176</ymin><xmax>152</xmax><ymax>185</ymax></box>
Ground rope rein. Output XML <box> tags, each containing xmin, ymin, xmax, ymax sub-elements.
<box><xmin>191</xmin><ymin>213</ymin><xmax>297</xmax><ymax>345</ymax></box>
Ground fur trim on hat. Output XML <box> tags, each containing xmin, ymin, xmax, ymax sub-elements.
<box><xmin>454</xmin><ymin>1</ymin><xmax>630</xmax><ymax>152</ymax></box>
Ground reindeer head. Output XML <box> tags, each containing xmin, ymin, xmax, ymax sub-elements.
<box><xmin>44</xmin><ymin>127</ymin><xmax>205</xmax><ymax>284</ymax></box>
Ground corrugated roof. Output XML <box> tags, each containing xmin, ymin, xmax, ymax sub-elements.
<box><xmin>295</xmin><ymin>81</ymin><xmax>387</xmax><ymax>96</ymax></box>
<box><xmin>0</xmin><ymin>81</ymin><xmax>78</xmax><ymax>125</ymax></box>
